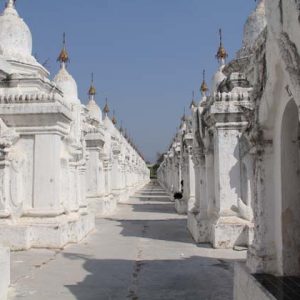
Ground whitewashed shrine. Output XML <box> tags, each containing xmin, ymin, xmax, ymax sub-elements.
<box><xmin>0</xmin><ymin>1</ymin><xmax>149</xmax><ymax>299</ymax></box>
<box><xmin>159</xmin><ymin>0</ymin><xmax>300</xmax><ymax>299</ymax></box>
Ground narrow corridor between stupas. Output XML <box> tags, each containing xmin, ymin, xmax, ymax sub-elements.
<box><xmin>8</xmin><ymin>181</ymin><xmax>245</xmax><ymax>300</ymax></box>
<box><xmin>1</xmin><ymin>1</ymin><xmax>300</xmax><ymax>299</ymax></box>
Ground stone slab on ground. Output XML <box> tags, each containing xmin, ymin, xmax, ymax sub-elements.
<box><xmin>9</xmin><ymin>181</ymin><xmax>246</xmax><ymax>300</ymax></box>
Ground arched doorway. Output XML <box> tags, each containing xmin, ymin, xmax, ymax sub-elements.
<box><xmin>281</xmin><ymin>99</ymin><xmax>300</xmax><ymax>275</ymax></box>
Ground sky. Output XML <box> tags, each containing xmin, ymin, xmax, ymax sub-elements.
<box><xmin>13</xmin><ymin>0</ymin><xmax>255</xmax><ymax>163</ymax></box>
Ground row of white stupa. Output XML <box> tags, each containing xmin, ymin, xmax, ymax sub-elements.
<box><xmin>159</xmin><ymin>0</ymin><xmax>300</xmax><ymax>299</ymax></box>
<box><xmin>0</xmin><ymin>1</ymin><xmax>149</xmax><ymax>299</ymax></box>
<box><xmin>158</xmin><ymin>1</ymin><xmax>267</xmax><ymax>248</ymax></box>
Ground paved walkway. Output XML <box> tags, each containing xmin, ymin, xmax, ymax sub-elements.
<box><xmin>9</xmin><ymin>181</ymin><xmax>246</xmax><ymax>300</ymax></box>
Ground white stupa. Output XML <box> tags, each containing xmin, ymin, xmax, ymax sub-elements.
<box><xmin>53</xmin><ymin>34</ymin><xmax>80</xmax><ymax>103</ymax></box>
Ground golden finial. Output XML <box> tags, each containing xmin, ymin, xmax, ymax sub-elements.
<box><xmin>200</xmin><ymin>69</ymin><xmax>209</xmax><ymax>94</ymax></box>
<box><xmin>57</xmin><ymin>33</ymin><xmax>69</xmax><ymax>64</ymax></box>
<box><xmin>103</xmin><ymin>98</ymin><xmax>110</xmax><ymax>114</ymax></box>
<box><xmin>216</xmin><ymin>29</ymin><xmax>228</xmax><ymax>63</ymax></box>
<box><xmin>112</xmin><ymin>110</ymin><xmax>117</xmax><ymax>125</ymax></box>
<box><xmin>88</xmin><ymin>73</ymin><xmax>96</xmax><ymax>96</ymax></box>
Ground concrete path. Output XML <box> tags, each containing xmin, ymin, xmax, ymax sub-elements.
<box><xmin>8</xmin><ymin>181</ymin><xmax>246</xmax><ymax>300</ymax></box>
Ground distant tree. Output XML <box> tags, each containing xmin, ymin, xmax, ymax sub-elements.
<box><xmin>147</xmin><ymin>152</ymin><xmax>165</xmax><ymax>179</ymax></box>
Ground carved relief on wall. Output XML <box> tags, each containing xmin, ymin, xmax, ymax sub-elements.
<box><xmin>8</xmin><ymin>148</ymin><xmax>26</xmax><ymax>210</ymax></box>
<box><xmin>0</xmin><ymin>118</ymin><xmax>20</xmax><ymax>215</ymax></box>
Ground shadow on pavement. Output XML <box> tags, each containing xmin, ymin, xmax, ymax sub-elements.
<box><xmin>130</xmin><ymin>196</ymin><xmax>171</xmax><ymax>202</ymax></box>
<box><xmin>113</xmin><ymin>218</ymin><xmax>192</xmax><ymax>244</ymax></box>
<box><xmin>63</xmin><ymin>253</ymin><xmax>237</xmax><ymax>300</ymax></box>
<box><xmin>130</xmin><ymin>202</ymin><xmax>176</xmax><ymax>214</ymax></box>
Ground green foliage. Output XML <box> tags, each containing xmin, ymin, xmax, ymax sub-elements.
<box><xmin>149</xmin><ymin>164</ymin><xmax>159</xmax><ymax>179</ymax></box>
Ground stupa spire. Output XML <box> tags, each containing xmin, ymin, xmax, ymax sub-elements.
<box><xmin>57</xmin><ymin>33</ymin><xmax>69</xmax><ymax>68</ymax></box>
<box><xmin>190</xmin><ymin>91</ymin><xmax>196</xmax><ymax>108</ymax></box>
<box><xmin>88</xmin><ymin>72</ymin><xmax>96</xmax><ymax>100</ymax></box>
<box><xmin>200</xmin><ymin>69</ymin><xmax>208</xmax><ymax>97</ymax></box>
<box><xmin>119</xmin><ymin>121</ymin><xmax>123</xmax><ymax>133</ymax></box>
<box><xmin>181</xmin><ymin>107</ymin><xmax>186</xmax><ymax>122</ymax></box>
<box><xmin>103</xmin><ymin>98</ymin><xmax>110</xmax><ymax>116</ymax></box>
<box><xmin>112</xmin><ymin>110</ymin><xmax>117</xmax><ymax>125</ymax></box>
<box><xmin>216</xmin><ymin>29</ymin><xmax>228</xmax><ymax>66</ymax></box>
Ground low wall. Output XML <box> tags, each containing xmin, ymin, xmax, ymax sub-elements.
<box><xmin>234</xmin><ymin>262</ymin><xmax>276</xmax><ymax>300</ymax></box>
